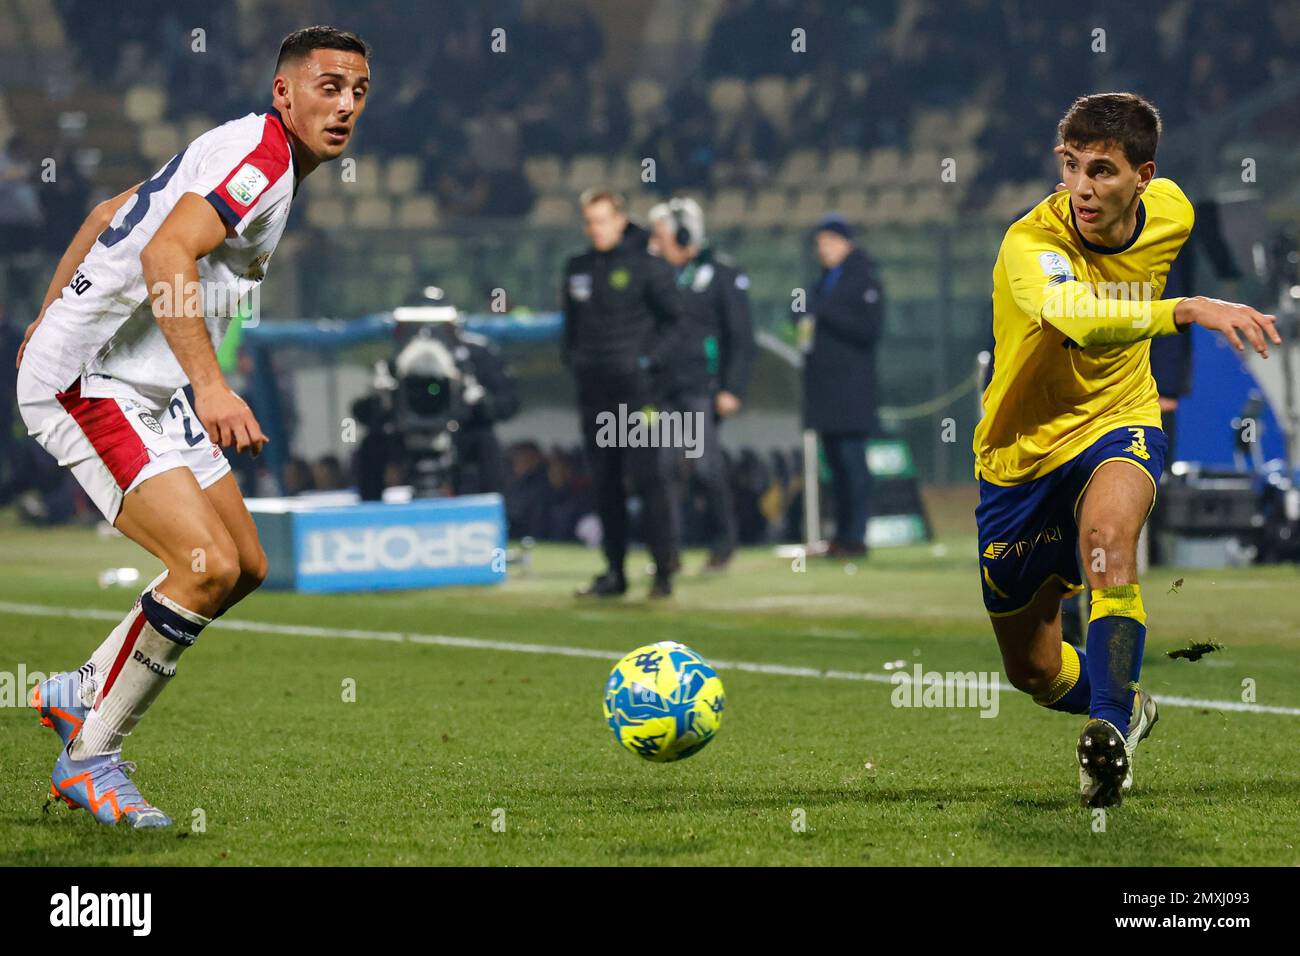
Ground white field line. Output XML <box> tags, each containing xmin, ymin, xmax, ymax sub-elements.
<box><xmin>2</xmin><ymin>600</ymin><xmax>1297</xmax><ymax>717</ymax></box>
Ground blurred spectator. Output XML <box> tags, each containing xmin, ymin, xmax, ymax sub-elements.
<box><xmin>505</xmin><ymin>440</ymin><xmax>554</xmax><ymax>539</ymax></box>
<box><xmin>26</xmin><ymin>0</ymin><xmax>1297</xmax><ymax>229</ymax></box>
<box><xmin>0</xmin><ymin>135</ymin><xmax>44</xmax><ymax>257</ymax></box>
<box><xmin>801</xmin><ymin>214</ymin><xmax>884</xmax><ymax>559</ymax></box>
<box><xmin>0</xmin><ymin>305</ymin><xmax>25</xmax><ymax>505</ymax></box>
<box><xmin>38</xmin><ymin>150</ymin><xmax>92</xmax><ymax>257</ymax></box>
<box><xmin>283</xmin><ymin>457</ymin><xmax>316</xmax><ymax>496</ymax></box>
<box><xmin>311</xmin><ymin>454</ymin><xmax>347</xmax><ymax>491</ymax></box>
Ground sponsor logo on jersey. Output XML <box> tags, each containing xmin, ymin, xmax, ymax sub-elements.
<box><xmin>137</xmin><ymin>412</ymin><xmax>163</xmax><ymax>435</ymax></box>
<box><xmin>608</xmin><ymin>267</ymin><xmax>630</xmax><ymax>290</ymax></box>
<box><xmin>226</xmin><ymin>163</ymin><xmax>270</xmax><ymax>206</ymax></box>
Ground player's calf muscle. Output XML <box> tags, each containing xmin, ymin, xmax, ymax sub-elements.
<box><xmin>1002</xmin><ymin>643</ymin><xmax>1062</xmax><ymax>695</ymax></box>
<box><xmin>992</xmin><ymin>584</ymin><xmax>1065</xmax><ymax>695</ymax></box>
<box><xmin>202</xmin><ymin>474</ymin><xmax>268</xmax><ymax>608</ymax></box>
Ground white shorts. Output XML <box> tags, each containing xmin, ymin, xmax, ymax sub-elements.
<box><xmin>16</xmin><ymin>365</ymin><xmax>231</xmax><ymax>524</ymax></box>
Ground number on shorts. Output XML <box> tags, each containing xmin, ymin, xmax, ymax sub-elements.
<box><xmin>168</xmin><ymin>397</ymin><xmax>206</xmax><ymax>447</ymax></box>
<box><xmin>1125</xmin><ymin>427</ymin><xmax>1150</xmax><ymax>461</ymax></box>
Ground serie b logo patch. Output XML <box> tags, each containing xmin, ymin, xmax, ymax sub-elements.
<box><xmin>226</xmin><ymin>163</ymin><xmax>269</xmax><ymax>207</ymax></box>
<box><xmin>1038</xmin><ymin>251</ymin><xmax>1073</xmax><ymax>278</ymax></box>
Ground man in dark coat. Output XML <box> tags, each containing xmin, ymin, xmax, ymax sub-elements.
<box><xmin>648</xmin><ymin>197</ymin><xmax>755</xmax><ymax>572</ymax></box>
<box><xmin>562</xmin><ymin>189</ymin><xmax>685</xmax><ymax>597</ymax></box>
<box><xmin>801</xmin><ymin>214</ymin><xmax>884</xmax><ymax>558</ymax></box>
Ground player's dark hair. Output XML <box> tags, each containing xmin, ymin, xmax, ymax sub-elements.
<box><xmin>1057</xmin><ymin>92</ymin><xmax>1162</xmax><ymax>168</ymax></box>
<box><xmin>276</xmin><ymin>25</ymin><xmax>370</xmax><ymax>72</ymax></box>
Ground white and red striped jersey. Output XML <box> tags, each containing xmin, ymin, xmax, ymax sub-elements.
<box><xmin>24</xmin><ymin>108</ymin><xmax>297</xmax><ymax>410</ymax></box>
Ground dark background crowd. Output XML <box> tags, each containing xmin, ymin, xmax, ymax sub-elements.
<box><xmin>3</xmin><ymin>0</ymin><xmax>1297</xmax><ymax>548</ymax></box>
<box><xmin>22</xmin><ymin>0</ymin><xmax>1293</xmax><ymax>223</ymax></box>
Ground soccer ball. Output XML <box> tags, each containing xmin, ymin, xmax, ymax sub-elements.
<box><xmin>603</xmin><ymin>641</ymin><xmax>725</xmax><ymax>762</ymax></box>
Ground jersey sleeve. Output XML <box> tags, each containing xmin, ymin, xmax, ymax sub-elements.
<box><xmin>186</xmin><ymin>120</ymin><xmax>290</xmax><ymax>236</ymax></box>
<box><xmin>1002</xmin><ymin>223</ymin><xmax>1183</xmax><ymax>347</ymax></box>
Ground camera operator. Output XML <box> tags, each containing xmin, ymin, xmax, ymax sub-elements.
<box><xmin>562</xmin><ymin>188</ymin><xmax>685</xmax><ymax>598</ymax></box>
<box><xmin>448</xmin><ymin>323</ymin><xmax>519</xmax><ymax>495</ymax></box>
<box><xmin>647</xmin><ymin>197</ymin><xmax>754</xmax><ymax>572</ymax></box>
<box><xmin>353</xmin><ymin>305</ymin><xmax>519</xmax><ymax>500</ymax></box>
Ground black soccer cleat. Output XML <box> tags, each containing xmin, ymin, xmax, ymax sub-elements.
<box><xmin>1077</xmin><ymin>718</ymin><xmax>1129</xmax><ymax>809</ymax></box>
<box><xmin>576</xmin><ymin>571</ymin><xmax>627</xmax><ymax>598</ymax></box>
<box><xmin>648</xmin><ymin>574</ymin><xmax>673</xmax><ymax>599</ymax></box>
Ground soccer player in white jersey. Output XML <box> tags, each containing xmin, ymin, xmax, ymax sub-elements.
<box><xmin>15</xmin><ymin>26</ymin><xmax>371</xmax><ymax>828</ymax></box>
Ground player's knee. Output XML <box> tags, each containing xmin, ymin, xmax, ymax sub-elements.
<box><xmin>1081</xmin><ymin>523</ymin><xmax>1137</xmax><ymax>584</ymax></box>
<box><xmin>193</xmin><ymin>544</ymin><xmax>242</xmax><ymax>603</ymax></box>
<box><xmin>244</xmin><ymin>547</ymin><xmax>269</xmax><ymax>591</ymax></box>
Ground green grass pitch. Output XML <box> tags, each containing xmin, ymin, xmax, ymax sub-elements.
<box><xmin>2</xmin><ymin>499</ymin><xmax>1297</xmax><ymax>866</ymax></box>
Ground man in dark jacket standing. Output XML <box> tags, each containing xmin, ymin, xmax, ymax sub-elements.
<box><xmin>562</xmin><ymin>189</ymin><xmax>685</xmax><ymax>597</ymax></box>
<box><xmin>801</xmin><ymin>214</ymin><xmax>884</xmax><ymax>558</ymax></box>
<box><xmin>648</xmin><ymin>197</ymin><xmax>754</xmax><ymax>571</ymax></box>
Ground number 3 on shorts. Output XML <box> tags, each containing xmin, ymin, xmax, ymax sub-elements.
<box><xmin>1124</xmin><ymin>427</ymin><xmax>1150</xmax><ymax>461</ymax></box>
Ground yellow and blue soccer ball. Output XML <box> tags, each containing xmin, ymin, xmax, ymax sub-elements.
<box><xmin>603</xmin><ymin>641</ymin><xmax>725</xmax><ymax>762</ymax></box>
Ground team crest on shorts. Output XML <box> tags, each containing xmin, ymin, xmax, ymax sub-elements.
<box><xmin>138</xmin><ymin>411</ymin><xmax>163</xmax><ymax>435</ymax></box>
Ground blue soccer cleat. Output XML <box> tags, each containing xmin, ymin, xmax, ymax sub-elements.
<box><xmin>50</xmin><ymin>749</ymin><xmax>172</xmax><ymax>829</ymax></box>
<box><xmin>31</xmin><ymin>671</ymin><xmax>88</xmax><ymax>746</ymax></box>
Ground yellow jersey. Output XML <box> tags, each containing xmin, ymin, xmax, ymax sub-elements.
<box><xmin>973</xmin><ymin>177</ymin><xmax>1194</xmax><ymax>485</ymax></box>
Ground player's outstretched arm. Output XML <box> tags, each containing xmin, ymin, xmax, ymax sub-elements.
<box><xmin>1174</xmin><ymin>296</ymin><xmax>1282</xmax><ymax>358</ymax></box>
<box><xmin>15</xmin><ymin>182</ymin><xmax>141</xmax><ymax>369</ymax></box>
<box><xmin>140</xmin><ymin>193</ymin><xmax>269</xmax><ymax>456</ymax></box>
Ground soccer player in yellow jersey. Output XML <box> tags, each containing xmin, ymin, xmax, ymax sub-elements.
<box><xmin>973</xmin><ymin>93</ymin><xmax>1280</xmax><ymax>807</ymax></box>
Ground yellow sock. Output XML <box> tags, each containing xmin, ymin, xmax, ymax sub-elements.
<box><xmin>1089</xmin><ymin>583</ymin><xmax>1146</xmax><ymax>625</ymax></box>
<box><xmin>1034</xmin><ymin>641</ymin><xmax>1088</xmax><ymax>712</ymax></box>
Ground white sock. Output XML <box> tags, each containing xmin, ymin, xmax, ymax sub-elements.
<box><xmin>70</xmin><ymin>585</ymin><xmax>208</xmax><ymax>759</ymax></box>
<box><xmin>79</xmin><ymin>569</ymin><xmax>169</xmax><ymax>705</ymax></box>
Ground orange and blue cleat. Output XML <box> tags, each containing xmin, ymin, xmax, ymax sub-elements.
<box><xmin>31</xmin><ymin>671</ymin><xmax>87</xmax><ymax>747</ymax></box>
<box><xmin>50</xmin><ymin>749</ymin><xmax>172</xmax><ymax>829</ymax></box>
